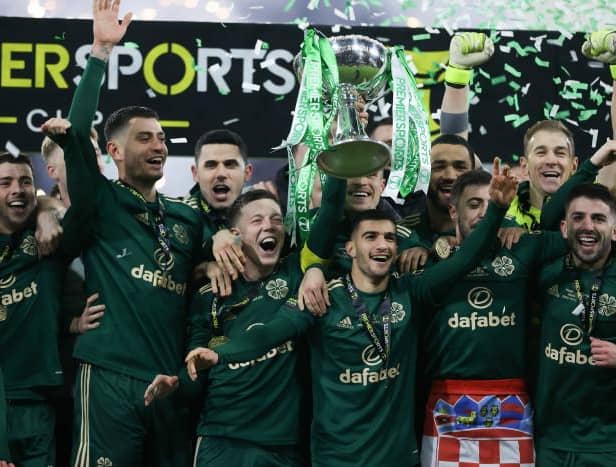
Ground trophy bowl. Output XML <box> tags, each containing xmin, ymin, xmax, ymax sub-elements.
<box><xmin>294</xmin><ymin>35</ymin><xmax>391</xmax><ymax>178</ymax></box>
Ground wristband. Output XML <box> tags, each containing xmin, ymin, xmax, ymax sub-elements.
<box><xmin>445</xmin><ymin>65</ymin><xmax>473</xmax><ymax>86</ymax></box>
<box><xmin>610</xmin><ymin>64</ymin><xmax>616</xmax><ymax>80</ymax></box>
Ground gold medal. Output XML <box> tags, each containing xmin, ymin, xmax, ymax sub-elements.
<box><xmin>434</xmin><ymin>236</ymin><xmax>451</xmax><ymax>260</ymax></box>
<box><xmin>208</xmin><ymin>336</ymin><xmax>230</xmax><ymax>348</ymax></box>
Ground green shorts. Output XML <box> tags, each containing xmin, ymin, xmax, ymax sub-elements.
<box><xmin>536</xmin><ymin>446</ymin><xmax>616</xmax><ymax>467</ymax></box>
<box><xmin>7</xmin><ymin>400</ymin><xmax>55</xmax><ymax>467</ymax></box>
<box><xmin>71</xmin><ymin>363</ymin><xmax>192</xmax><ymax>467</ymax></box>
<box><xmin>194</xmin><ymin>436</ymin><xmax>305</xmax><ymax>467</ymax></box>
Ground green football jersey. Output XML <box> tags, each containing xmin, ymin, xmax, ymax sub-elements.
<box><xmin>213</xmin><ymin>203</ymin><xmax>507</xmax><ymax>466</ymax></box>
<box><xmin>0</xmin><ymin>227</ymin><xmax>65</xmax><ymax>400</ymax></box>
<box><xmin>183</xmin><ymin>184</ymin><xmax>228</xmax><ymax>253</ymax></box>
<box><xmin>189</xmin><ymin>253</ymin><xmax>306</xmax><ymax>445</ymax></box>
<box><xmin>62</xmin><ymin>57</ymin><xmax>203</xmax><ymax>381</ymax></box>
<box><xmin>534</xmin><ymin>256</ymin><xmax>616</xmax><ymax>451</ymax></box>
<box><xmin>423</xmin><ymin>231</ymin><xmax>567</xmax><ymax>381</ymax></box>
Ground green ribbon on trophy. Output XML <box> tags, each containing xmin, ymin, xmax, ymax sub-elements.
<box><xmin>283</xmin><ymin>29</ymin><xmax>339</xmax><ymax>244</ymax></box>
<box><xmin>282</xmin><ymin>30</ymin><xmax>430</xmax><ymax>243</ymax></box>
<box><xmin>384</xmin><ymin>46</ymin><xmax>431</xmax><ymax>199</ymax></box>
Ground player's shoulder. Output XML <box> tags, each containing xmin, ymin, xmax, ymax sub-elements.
<box><xmin>197</xmin><ymin>282</ymin><xmax>214</xmax><ymax>296</ymax></box>
<box><xmin>398</xmin><ymin>212</ymin><xmax>423</xmax><ymax>229</ymax></box>
<box><xmin>163</xmin><ymin>194</ymin><xmax>202</xmax><ymax>225</ymax></box>
<box><xmin>396</xmin><ymin>223</ymin><xmax>414</xmax><ymax>239</ymax></box>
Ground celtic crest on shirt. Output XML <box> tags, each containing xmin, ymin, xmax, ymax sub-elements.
<box><xmin>172</xmin><ymin>224</ymin><xmax>189</xmax><ymax>245</ymax></box>
<box><xmin>20</xmin><ymin>235</ymin><xmax>37</xmax><ymax>256</ymax></box>
<box><xmin>265</xmin><ymin>278</ymin><xmax>289</xmax><ymax>300</ymax></box>
<box><xmin>390</xmin><ymin>302</ymin><xmax>406</xmax><ymax>324</ymax></box>
<box><xmin>598</xmin><ymin>293</ymin><xmax>616</xmax><ymax>317</ymax></box>
<box><xmin>491</xmin><ymin>256</ymin><xmax>515</xmax><ymax>277</ymax></box>
<box><xmin>96</xmin><ymin>458</ymin><xmax>112</xmax><ymax>467</ymax></box>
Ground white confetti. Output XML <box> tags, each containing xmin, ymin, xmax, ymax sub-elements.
<box><xmin>146</xmin><ymin>88</ymin><xmax>156</xmax><ymax>98</ymax></box>
<box><xmin>169</xmin><ymin>137</ymin><xmax>188</xmax><ymax>144</ymax></box>
<box><xmin>5</xmin><ymin>141</ymin><xmax>20</xmax><ymax>158</ymax></box>
<box><xmin>73</xmin><ymin>75</ymin><xmax>81</xmax><ymax>86</ymax></box>
<box><xmin>521</xmin><ymin>83</ymin><xmax>531</xmax><ymax>95</ymax></box>
<box><xmin>499</xmin><ymin>45</ymin><xmax>511</xmax><ymax>54</ymax></box>
<box><xmin>331</xmin><ymin>24</ymin><xmax>341</xmax><ymax>33</ymax></box>
<box><xmin>479</xmin><ymin>125</ymin><xmax>487</xmax><ymax>135</ymax></box>
<box><xmin>530</xmin><ymin>34</ymin><xmax>547</xmax><ymax>52</ymax></box>
<box><xmin>589</xmin><ymin>128</ymin><xmax>599</xmax><ymax>148</ymax></box>
<box><xmin>569</xmin><ymin>50</ymin><xmax>578</xmax><ymax>62</ymax></box>
<box><xmin>588</xmin><ymin>61</ymin><xmax>604</xmax><ymax>69</ymax></box>
<box><xmin>333</xmin><ymin>8</ymin><xmax>348</xmax><ymax>20</ymax></box>
<box><xmin>371</xmin><ymin>11</ymin><xmax>386</xmax><ymax>17</ymax></box>
<box><xmin>368</xmin><ymin>104</ymin><xmax>378</xmax><ymax>113</ymax></box>
<box><xmin>500</xmin><ymin>30</ymin><xmax>514</xmax><ymax>37</ymax></box>
<box><xmin>425</xmin><ymin>26</ymin><xmax>440</xmax><ymax>34</ymax></box>
<box><xmin>254</xmin><ymin>39</ymin><xmax>264</xmax><ymax>55</ymax></box>
<box><xmin>599</xmin><ymin>81</ymin><xmax>613</xmax><ymax>93</ymax></box>
<box><xmin>348</xmin><ymin>6</ymin><xmax>355</xmax><ymax>21</ymax></box>
<box><xmin>550</xmin><ymin>104</ymin><xmax>559</xmax><ymax>118</ymax></box>
<box><xmin>248</xmin><ymin>5</ymin><xmax>264</xmax><ymax>9</ymax></box>
<box><xmin>470</xmin><ymin>95</ymin><xmax>480</xmax><ymax>105</ymax></box>
<box><xmin>431</xmin><ymin>109</ymin><xmax>441</xmax><ymax>120</ymax></box>
<box><xmin>565</xmin><ymin>118</ymin><xmax>579</xmax><ymax>127</ymax></box>
<box><xmin>376</xmin><ymin>37</ymin><xmax>391</xmax><ymax>43</ymax></box>
<box><xmin>223</xmin><ymin>118</ymin><xmax>240</xmax><ymax>126</ymax></box>
<box><xmin>242</xmin><ymin>82</ymin><xmax>261</xmax><ymax>92</ymax></box>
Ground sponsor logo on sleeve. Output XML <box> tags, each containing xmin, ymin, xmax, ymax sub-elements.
<box><xmin>227</xmin><ymin>322</ymin><xmax>295</xmax><ymax>370</ymax></box>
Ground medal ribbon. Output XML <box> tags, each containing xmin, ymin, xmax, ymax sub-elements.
<box><xmin>117</xmin><ymin>180</ymin><xmax>172</xmax><ymax>272</ymax></box>
<box><xmin>567</xmin><ymin>254</ymin><xmax>605</xmax><ymax>336</ymax></box>
<box><xmin>344</xmin><ymin>274</ymin><xmax>391</xmax><ymax>365</ymax></box>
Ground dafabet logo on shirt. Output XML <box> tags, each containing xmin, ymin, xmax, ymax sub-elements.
<box><xmin>544</xmin><ymin>323</ymin><xmax>595</xmax><ymax>366</ymax></box>
<box><xmin>446</xmin><ymin>287</ymin><xmax>516</xmax><ymax>330</ymax></box>
<box><xmin>338</xmin><ymin>345</ymin><xmax>400</xmax><ymax>387</ymax></box>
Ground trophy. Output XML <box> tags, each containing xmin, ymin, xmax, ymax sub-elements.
<box><xmin>294</xmin><ymin>35</ymin><xmax>391</xmax><ymax>178</ymax></box>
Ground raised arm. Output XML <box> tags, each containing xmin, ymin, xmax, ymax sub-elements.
<box><xmin>440</xmin><ymin>32</ymin><xmax>494</xmax><ymax>139</ymax></box>
<box><xmin>409</xmin><ymin>159</ymin><xmax>517</xmax><ymax>304</ymax></box>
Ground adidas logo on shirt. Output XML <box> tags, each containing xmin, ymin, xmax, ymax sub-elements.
<box><xmin>337</xmin><ymin>316</ymin><xmax>353</xmax><ymax>329</ymax></box>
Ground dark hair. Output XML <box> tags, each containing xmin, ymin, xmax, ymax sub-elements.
<box><xmin>0</xmin><ymin>152</ymin><xmax>33</xmax><ymax>169</ymax></box>
<box><xmin>367</xmin><ymin>117</ymin><xmax>393</xmax><ymax>139</ymax></box>
<box><xmin>228</xmin><ymin>189</ymin><xmax>280</xmax><ymax>226</ymax></box>
<box><xmin>349</xmin><ymin>209</ymin><xmax>397</xmax><ymax>237</ymax></box>
<box><xmin>566</xmin><ymin>183</ymin><xmax>616</xmax><ymax>217</ymax></box>
<box><xmin>450</xmin><ymin>169</ymin><xmax>492</xmax><ymax>206</ymax></box>
<box><xmin>194</xmin><ymin>129</ymin><xmax>248</xmax><ymax>162</ymax></box>
<box><xmin>432</xmin><ymin>134</ymin><xmax>476</xmax><ymax>169</ymax></box>
<box><xmin>523</xmin><ymin>119</ymin><xmax>575</xmax><ymax>157</ymax></box>
<box><xmin>104</xmin><ymin>106</ymin><xmax>160</xmax><ymax>141</ymax></box>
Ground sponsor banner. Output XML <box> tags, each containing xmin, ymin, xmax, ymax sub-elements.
<box><xmin>0</xmin><ymin>17</ymin><xmax>611</xmax><ymax>160</ymax></box>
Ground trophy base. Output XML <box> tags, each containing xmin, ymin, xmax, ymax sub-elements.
<box><xmin>317</xmin><ymin>139</ymin><xmax>391</xmax><ymax>178</ymax></box>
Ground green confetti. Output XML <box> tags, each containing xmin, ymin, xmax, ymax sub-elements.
<box><xmin>283</xmin><ymin>0</ymin><xmax>296</xmax><ymax>12</ymax></box>
<box><xmin>506</xmin><ymin>41</ymin><xmax>537</xmax><ymax>57</ymax></box>
<box><xmin>412</xmin><ymin>33</ymin><xmax>431</xmax><ymax>41</ymax></box>
<box><xmin>553</xmin><ymin>77</ymin><xmax>562</xmax><ymax>85</ymax></box>
<box><xmin>124</xmin><ymin>42</ymin><xmax>139</xmax><ymax>49</ymax></box>
<box><xmin>275</xmin><ymin>95</ymin><xmax>285</xmax><ymax>101</ymax></box>
<box><xmin>560</xmin><ymin>91</ymin><xmax>582</xmax><ymax>100</ymax></box>
<box><xmin>590</xmin><ymin>89</ymin><xmax>604</xmax><ymax>106</ymax></box>
<box><xmin>478</xmin><ymin>68</ymin><xmax>491</xmax><ymax>80</ymax></box>
<box><xmin>261</xmin><ymin>41</ymin><xmax>270</xmax><ymax>50</ymax></box>
<box><xmin>504</xmin><ymin>63</ymin><xmax>522</xmax><ymax>78</ymax></box>
<box><xmin>554</xmin><ymin>110</ymin><xmax>571</xmax><ymax>119</ymax></box>
<box><xmin>504</xmin><ymin>114</ymin><xmax>519</xmax><ymax>122</ymax></box>
<box><xmin>54</xmin><ymin>32</ymin><xmax>66</xmax><ymax>40</ymax></box>
<box><xmin>566</xmin><ymin>81</ymin><xmax>588</xmax><ymax>91</ymax></box>
<box><xmin>579</xmin><ymin>109</ymin><xmax>598</xmax><ymax>121</ymax></box>
<box><xmin>491</xmin><ymin>75</ymin><xmax>507</xmax><ymax>85</ymax></box>
<box><xmin>571</xmin><ymin>102</ymin><xmax>585</xmax><ymax>110</ymax></box>
<box><xmin>560</xmin><ymin>66</ymin><xmax>571</xmax><ymax>77</ymax></box>
<box><xmin>195</xmin><ymin>38</ymin><xmax>202</xmax><ymax>47</ymax></box>
<box><xmin>512</xmin><ymin>114</ymin><xmax>529</xmax><ymax>128</ymax></box>
<box><xmin>508</xmin><ymin>81</ymin><xmax>521</xmax><ymax>91</ymax></box>
<box><xmin>512</xmin><ymin>154</ymin><xmax>520</xmax><ymax>162</ymax></box>
<box><xmin>550</xmin><ymin>33</ymin><xmax>566</xmax><ymax>47</ymax></box>
<box><xmin>534</xmin><ymin>57</ymin><xmax>550</xmax><ymax>67</ymax></box>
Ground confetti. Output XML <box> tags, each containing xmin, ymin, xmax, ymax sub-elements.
<box><xmin>123</xmin><ymin>42</ymin><xmax>139</xmax><ymax>49</ymax></box>
<box><xmin>500</xmin><ymin>30</ymin><xmax>514</xmax><ymax>37</ymax></box>
<box><xmin>534</xmin><ymin>57</ymin><xmax>550</xmax><ymax>68</ymax></box>
<box><xmin>5</xmin><ymin>141</ymin><xmax>20</xmax><ymax>158</ymax></box>
<box><xmin>195</xmin><ymin>38</ymin><xmax>202</xmax><ymax>47</ymax></box>
<box><xmin>412</xmin><ymin>33</ymin><xmax>431</xmax><ymax>41</ymax></box>
<box><xmin>170</xmin><ymin>137</ymin><xmax>188</xmax><ymax>144</ymax></box>
<box><xmin>334</xmin><ymin>8</ymin><xmax>348</xmax><ymax>20</ymax></box>
<box><xmin>146</xmin><ymin>88</ymin><xmax>156</xmax><ymax>98</ymax></box>
<box><xmin>579</xmin><ymin>109</ymin><xmax>598</xmax><ymax>121</ymax></box>
<box><xmin>490</xmin><ymin>75</ymin><xmax>507</xmax><ymax>85</ymax></box>
<box><xmin>73</xmin><ymin>76</ymin><xmax>81</xmax><ymax>86</ymax></box>
<box><xmin>54</xmin><ymin>32</ymin><xmax>66</xmax><ymax>40</ymax></box>
<box><xmin>479</xmin><ymin>125</ymin><xmax>487</xmax><ymax>135</ymax></box>
<box><xmin>223</xmin><ymin>118</ymin><xmax>240</xmax><ymax>126</ymax></box>
<box><xmin>569</xmin><ymin>50</ymin><xmax>578</xmax><ymax>62</ymax></box>
<box><xmin>275</xmin><ymin>95</ymin><xmax>285</xmax><ymax>101</ymax></box>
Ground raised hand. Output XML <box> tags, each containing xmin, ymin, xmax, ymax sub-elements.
<box><xmin>91</xmin><ymin>0</ymin><xmax>133</xmax><ymax>60</ymax></box>
<box><xmin>489</xmin><ymin>158</ymin><xmax>518</xmax><ymax>208</ymax></box>
<box><xmin>298</xmin><ymin>267</ymin><xmax>329</xmax><ymax>316</ymax></box>
<box><xmin>449</xmin><ymin>32</ymin><xmax>495</xmax><ymax>70</ymax></box>
<box><xmin>590</xmin><ymin>139</ymin><xmax>616</xmax><ymax>168</ymax></box>
<box><xmin>582</xmin><ymin>30</ymin><xmax>616</xmax><ymax>64</ymax></box>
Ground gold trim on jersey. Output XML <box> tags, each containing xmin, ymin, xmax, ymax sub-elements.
<box><xmin>396</xmin><ymin>224</ymin><xmax>413</xmax><ymax>238</ymax></box>
<box><xmin>327</xmin><ymin>279</ymin><xmax>344</xmax><ymax>291</ymax></box>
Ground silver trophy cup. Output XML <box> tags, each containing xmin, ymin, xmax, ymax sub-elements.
<box><xmin>295</xmin><ymin>35</ymin><xmax>391</xmax><ymax>178</ymax></box>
